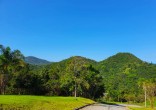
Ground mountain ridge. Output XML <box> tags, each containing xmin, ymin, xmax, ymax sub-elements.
<box><xmin>24</xmin><ymin>52</ymin><xmax>153</xmax><ymax>66</ymax></box>
<box><xmin>25</xmin><ymin>56</ymin><xmax>51</xmax><ymax>65</ymax></box>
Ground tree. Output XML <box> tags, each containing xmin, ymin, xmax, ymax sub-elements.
<box><xmin>0</xmin><ymin>45</ymin><xmax>25</xmax><ymax>94</ymax></box>
<box><xmin>43</xmin><ymin>66</ymin><xmax>61</xmax><ymax>95</ymax></box>
<box><xmin>62</xmin><ymin>56</ymin><xmax>87</xmax><ymax>97</ymax></box>
<box><xmin>139</xmin><ymin>79</ymin><xmax>156</xmax><ymax>108</ymax></box>
<box><xmin>60</xmin><ymin>56</ymin><xmax>104</xmax><ymax>98</ymax></box>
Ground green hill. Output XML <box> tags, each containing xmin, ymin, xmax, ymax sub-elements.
<box><xmin>97</xmin><ymin>52</ymin><xmax>156</xmax><ymax>102</ymax></box>
<box><xmin>98</xmin><ymin>52</ymin><xmax>143</xmax><ymax>75</ymax></box>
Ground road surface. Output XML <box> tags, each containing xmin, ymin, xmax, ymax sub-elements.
<box><xmin>79</xmin><ymin>103</ymin><xmax>128</xmax><ymax>110</ymax></box>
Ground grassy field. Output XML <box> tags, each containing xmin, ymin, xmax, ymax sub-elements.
<box><xmin>0</xmin><ymin>95</ymin><xmax>94</xmax><ymax>110</ymax></box>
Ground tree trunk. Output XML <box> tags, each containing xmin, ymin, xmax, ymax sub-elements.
<box><xmin>144</xmin><ymin>86</ymin><xmax>147</xmax><ymax>107</ymax></box>
<box><xmin>0</xmin><ymin>74</ymin><xmax>5</xmax><ymax>95</ymax></box>
<box><xmin>74</xmin><ymin>80</ymin><xmax>77</xmax><ymax>97</ymax></box>
<box><xmin>118</xmin><ymin>95</ymin><xmax>120</xmax><ymax>102</ymax></box>
<box><xmin>0</xmin><ymin>74</ymin><xmax>2</xmax><ymax>94</ymax></box>
<box><xmin>150</xmin><ymin>97</ymin><xmax>154</xmax><ymax>108</ymax></box>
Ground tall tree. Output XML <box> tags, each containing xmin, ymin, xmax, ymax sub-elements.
<box><xmin>0</xmin><ymin>45</ymin><xmax>25</xmax><ymax>94</ymax></box>
<box><xmin>138</xmin><ymin>78</ymin><xmax>156</xmax><ymax>108</ymax></box>
<box><xmin>63</xmin><ymin>56</ymin><xmax>87</xmax><ymax>97</ymax></box>
<box><xmin>60</xmin><ymin>56</ymin><xmax>103</xmax><ymax>98</ymax></box>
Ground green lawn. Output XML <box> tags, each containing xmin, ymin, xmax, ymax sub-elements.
<box><xmin>0</xmin><ymin>95</ymin><xmax>94</xmax><ymax>110</ymax></box>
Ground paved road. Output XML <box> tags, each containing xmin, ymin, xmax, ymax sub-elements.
<box><xmin>79</xmin><ymin>103</ymin><xmax>128</xmax><ymax>110</ymax></box>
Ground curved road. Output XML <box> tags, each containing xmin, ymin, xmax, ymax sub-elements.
<box><xmin>79</xmin><ymin>103</ymin><xmax>128</xmax><ymax>110</ymax></box>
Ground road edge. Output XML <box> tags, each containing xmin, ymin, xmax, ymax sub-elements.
<box><xmin>74</xmin><ymin>103</ymin><xmax>97</xmax><ymax>110</ymax></box>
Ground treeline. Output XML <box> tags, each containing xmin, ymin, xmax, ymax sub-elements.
<box><xmin>1</xmin><ymin>45</ymin><xmax>156</xmax><ymax>104</ymax></box>
<box><xmin>0</xmin><ymin>45</ymin><xmax>104</xmax><ymax>99</ymax></box>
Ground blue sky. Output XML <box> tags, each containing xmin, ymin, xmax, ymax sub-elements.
<box><xmin>0</xmin><ymin>0</ymin><xmax>156</xmax><ymax>62</ymax></box>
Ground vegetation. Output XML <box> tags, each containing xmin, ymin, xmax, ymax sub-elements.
<box><xmin>0</xmin><ymin>45</ymin><xmax>25</xmax><ymax>94</ymax></box>
<box><xmin>0</xmin><ymin>95</ymin><xmax>94</xmax><ymax>110</ymax></box>
<box><xmin>98</xmin><ymin>53</ymin><xmax>156</xmax><ymax>104</ymax></box>
<box><xmin>1</xmin><ymin>44</ymin><xmax>156</xmax><ymax>109</ymax></box>
<box><xmin>129</xmin><ymin>107</ymin><xmax>155</xmax><ymax>110</ymax></box>
<box><xmin>0</xmin><ymin>44</ymin><xmax>104</xmax><ymax>99</ymax></box>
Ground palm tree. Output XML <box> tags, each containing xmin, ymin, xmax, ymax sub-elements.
<box><xmin>0</xmin><ymin>45</ymin><xmax>25</xmax><ymax>94</ymax></box>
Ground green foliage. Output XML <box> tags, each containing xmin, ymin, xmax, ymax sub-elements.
<box><xmin>1</xmin><ymin>44</ymin><xmax>156</xmax><ymax>106</ymax></box>
<box><xmin>42</xmin><ymin>56</ymin><xmax>104</xmax><ymax>98</ymax></box>
<box><xmin>98</xmin><ymin>53</ymin><xmax>156</xmax><ymax>102</ymax></box>
<box><xmin>0</xmin><ymin>44</ymin><xmax>25</xmax><ymax>94</ymax></box>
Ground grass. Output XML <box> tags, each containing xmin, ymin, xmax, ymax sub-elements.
<box><xmin>128</xmin><ymin>99</ymin><xmax>156</xmax><ymax>110</ymax></box>
<box><xmin>129</xmin><ymin>107</ymin><xmax>155</xmax><ymax>110</ymax></box>
<box><xmin>0</xmin><ymin>95</ymin><xmax>94</xmax><ymax>110</ymax></box>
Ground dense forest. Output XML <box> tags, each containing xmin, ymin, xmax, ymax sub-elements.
<box><xmin>0</xmin><ymin>44</ymin><xmax>156</xmax><ymax>105</ymax></box>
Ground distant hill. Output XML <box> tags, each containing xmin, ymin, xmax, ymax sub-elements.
<box><xmin>98</xmin><ymin>52</ymin><xmax>143</xmax><ymax>69</ymax></box>
<box><xmin>60</xmin><ymin>56</ymin><xmax>97</xmax><ymax>65</ymax></box>
<box><xmin>25</xmin><ymin>56</ymin><xmax>51</xmax><ymax>65</ymax></box>
<box><xmin>97</xmin><ymin>52</ymin><xmax>149</xmax><ymax>77</ymax></box>
<box><xmin>47</xmin><ymin>56</ymin><xmax>97</xmax><ymax>71</ymax></box>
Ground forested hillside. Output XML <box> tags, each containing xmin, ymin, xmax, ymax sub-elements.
<box><xmin>98</xmin><ymin>53</ymin><xmax>156</xmax><ymax>102</ymax></box>
<box><xmin>1</xmin><ymin>45</ymin><xmax>156</xmax><ymax>104</ymax></box>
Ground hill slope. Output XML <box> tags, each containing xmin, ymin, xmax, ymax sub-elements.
<box><xmin>98</xmin><ymin>52</ymin><xmax>143</xmax><ymax>72</ymax></box>
<box><xmin>97</xmin><ymin>52</ymin><xmax>156</xmax><ymax>101</ymax></box>
<box><xmin>25</xmin><ymin>56</ymin><xmax>51</xmax><ymax>65</ymax></box>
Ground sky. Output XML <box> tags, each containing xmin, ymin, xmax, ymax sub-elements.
<box><xmin>0</xmin><ymin>0</ymin><xmax>156</xmax><ymax>62</ymax></box>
